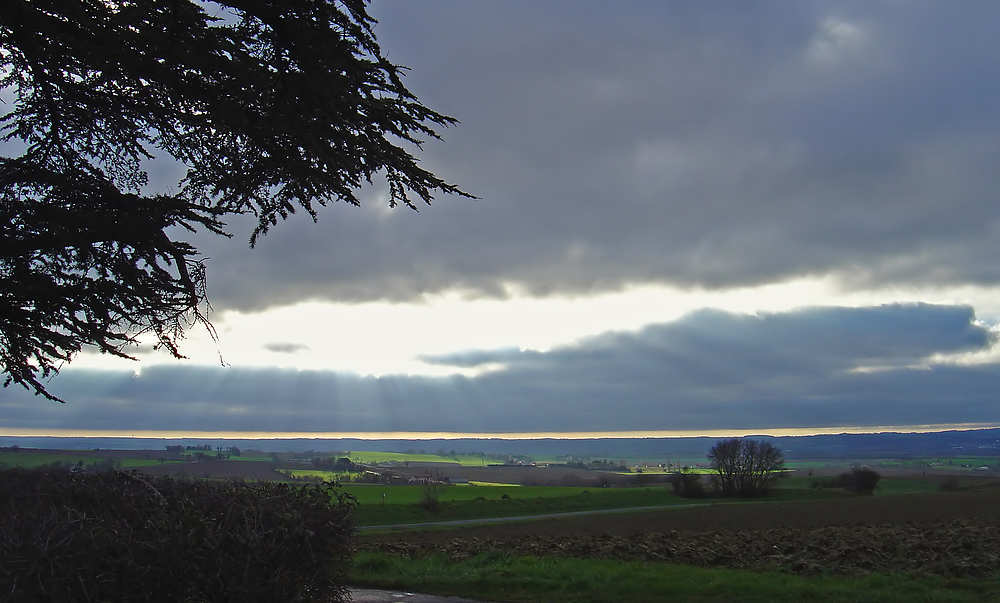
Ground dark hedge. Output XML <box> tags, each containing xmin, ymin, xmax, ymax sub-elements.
<box><xmin>0</xmin><ymin>469</ymin><xmax>355</xmax><ymax>602</ymax></box>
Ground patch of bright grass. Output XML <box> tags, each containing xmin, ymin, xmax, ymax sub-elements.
<box><xmin>0</xmin><ymin>452</ymin><xmax>182</xmax><ymax>469</ymax></box>
<box><xmin>282</xmin><ymin>469</ymin><xmax>357</xmax><ymax>481</ymax></box>
<box><xmin>0</xmin><ymin>452</ymin><xmax>102</xmax><ymax>467</ymax></box>
<box><xmin>346</xmin><ymin>451</ymin><xmax>493</xmax><ymax>467</ymax></box>
<box><xmin>349</xmin><ymin>552</ymin><xmax>1000</xmax><ymax>603</ymax></box>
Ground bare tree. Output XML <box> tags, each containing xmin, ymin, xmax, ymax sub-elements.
<box><xmin>707</xmin><ymin>437</ymin><xmax>785</xmax><ymax>497</ymax></box>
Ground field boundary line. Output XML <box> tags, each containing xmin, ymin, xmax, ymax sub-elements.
<box><xmin>357</xmin><ymin>503</ymin><xmax>720</xmax><ymax>531</ymax></box>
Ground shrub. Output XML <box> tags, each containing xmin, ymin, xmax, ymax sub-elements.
<box><xmin>419</xmin><ymin>482</ymin><xmax>443</xmax><ymax>512</ymax></box>
<box><xmin>0</xmin><ymin>468</ymin><xmax>355</xmax><ymax>602</ymax></box>
<box><xmin>940</xmin><ymin>477</ymin><xmax>963</xmax><ymax>491</ymax></box>
<box><xmin>707</xmin><ymin>438</ymin><xmax>785</xmax><ymax>498</ymax></box>
<box><xmin>811</xmin><ymin>467</ymin><xmax>881</xmax><ymax>494</ymax></box>
<box><xmin>846</xmin><ymin>466</ymin><xmax>881</xmax><ymax>494</ymax></box>
<box><xmin>671</xmin><ymin>468</ymin><xmax>706</xmax><ymax>498</ymax></box>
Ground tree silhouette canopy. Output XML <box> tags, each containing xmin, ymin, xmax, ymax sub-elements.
<box><xmin>707</xmin><ymin>437</ymin><xmax>785</xmax><ymax>497</ymax></box>
<box><xmin>1</xmin><ymin>0</ymin><xmax>470</xmax><ymax>401</ymax></box>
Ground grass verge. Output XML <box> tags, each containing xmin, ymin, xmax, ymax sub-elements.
<box><xmin>352</xmin><ymin>484</ymin><xmax>850</xmax><ymax>527</ymax></box>
<box><xmin>349</xmin><ymin>552</ymin><xmax>1000</xmax><ymax>602</ymax></box>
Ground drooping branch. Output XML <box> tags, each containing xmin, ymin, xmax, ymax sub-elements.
<box><xmin>1</xmin><ymin>1</ymin><xmax>471</xmax><ymax>401</ymax></box>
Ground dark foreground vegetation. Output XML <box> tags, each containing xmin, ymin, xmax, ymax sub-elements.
<box><xmin>0</xmin><ymin>469</ymin><xmax>355</xmax><ymax>602</ymax></box>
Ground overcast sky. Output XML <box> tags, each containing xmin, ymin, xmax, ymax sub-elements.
<box><xmin>5</xmin><ymin>0</ymin><xmax>1000</xmax><ymax>439</ymax></box>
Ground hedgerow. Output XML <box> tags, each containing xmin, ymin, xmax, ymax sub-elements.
<box><xmin>0</xmin><ymin>468</ymin><xmax>354</xmax><ymax>602</ymax></box>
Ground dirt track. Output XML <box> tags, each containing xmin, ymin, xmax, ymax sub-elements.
<box><xmin>358</xmin><ymin>485</ymin><xmax>1000</xmax><ymax>577</ymax></box>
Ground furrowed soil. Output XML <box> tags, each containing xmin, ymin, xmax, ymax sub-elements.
<box><xmin>358</xmin><ymin>484</ymin><xmax>1000</xmax><ymax>577</ymax></box>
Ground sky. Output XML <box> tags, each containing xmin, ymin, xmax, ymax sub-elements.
<box><xmin>4</xmin><ymin>0</ymin><xmax>1000</xmax><ymax>439</ymax></box>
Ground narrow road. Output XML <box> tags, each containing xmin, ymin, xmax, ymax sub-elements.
<box><xmin>350</xmin><ymin>588</ymin><xmax>486</xmax><ymax>602</ymax></box>
<box><xmin>357</xmin><ymin>503</ymin><xmax>710</xmax><ymax>531</ymax></box>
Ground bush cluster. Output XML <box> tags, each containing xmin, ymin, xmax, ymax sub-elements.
<box><xmin>939</xmin><ymin>477</ymin><xmax>964</xmax><ymax>491</ymax></box>
<box><xmin>670</xmin><ymin>469</ymin><xmax>707</xmax><ymax>498</ymax></box>
<box><xmin>707</xmin><ymin>438</ymin><xmax>785</xmax><ymax>498</ymax></box>
<box><xmin>0</xmin><ymin>469</ymin><xmax>355</xmax><ymax>602</ymax></box>
<box><xmin>419</xmin><ymin>482</ymin><xmax>443</xmax><ymax>512</ymax></box>
<box><xmin>811</xmin><ymin>466</ymin><xmax>881</xmax><ymax>494</ymax></box>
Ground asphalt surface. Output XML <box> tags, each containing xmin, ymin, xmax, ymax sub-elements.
<box><xmin>350</xmin><ymin>588</ymin><xmax>487</xmax><ymax>602</ymax></box>
<box><xmin>357</xmin><ymin>503</ymin><xmax>696</xmax><ymax>531</ymax></box>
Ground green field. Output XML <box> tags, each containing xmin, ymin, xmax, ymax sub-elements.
<box><xmin>0</xmin><ymin>452</ymin><xmax>183</xmax><ymax>469</ymax></box>
<box><xmin>347</xmin><ymin>483</ymin><xmax>588</xmax><ymax>505</ymax></box>
<box><xmin>349</xmin><ymin>552</ymin><xmax>1000</xmax><ymax>602</ymax></box>
<box><xmin>348</xmin><ymin>482</ymin><xmax>852</xmax><ymax>527</ymax></box>
<box><xmin>348</xmin><ymin>450</ymin><xmax>494</xmax><ymax>467</ymax></box>
<box><xmin>284</xmin><ymin>469</ymin><xmax>358</xmax><ymax>481</ymax></box>
<box><xmin>351</xmin><ymin>485</ymin><xmax>679</xmax><ymax>526</ymax></box>
<box><xmin>345</xmin><ymin>465</ymin><xmax>1000</xmax><ymax>600</ymax></box>
<box><xmin>224</xmin><ymin>453</ymin><xmax>277</xmax><ymax>461</ymax></box>
<box><xmin>775</xmin><ymin>474</ymin><xmax>941</xmax><ymax>496</ymax></box>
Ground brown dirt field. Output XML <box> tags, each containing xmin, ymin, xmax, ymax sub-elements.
<box><xmin>394</xmin><ymin>463</ymin><xmax>647</xmax><ymax>487</ymax></box>
<box><xmin>138</xmin><ymin>460</ymin><xmax>288</xmax><ymax>481</ymax></box>
<box><xmin>358</xmin><ymin>486</ymin><xmax>1000</xmax><ymax>577</ymax></box>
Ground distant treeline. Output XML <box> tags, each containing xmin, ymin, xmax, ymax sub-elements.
<box><xmin>3</xmin><ymin>428</ymin><xmax>999</xmax><ymax>459</ymax></box>
<box><xmin>164</xmin><ymin>445</ymin><xmax>241</xmax><ymax>457</ymax></box>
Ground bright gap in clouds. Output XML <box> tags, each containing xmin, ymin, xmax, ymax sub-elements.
<box><xmin>70</xmin><ymin>276</ymin><xmax>1000</xmax><ymax>376</ymax></box>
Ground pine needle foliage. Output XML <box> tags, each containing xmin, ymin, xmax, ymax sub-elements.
<box><xmin>0</xmin><ymin>0</ymin><xmax>471</xmax><ymax>400</ymax></box>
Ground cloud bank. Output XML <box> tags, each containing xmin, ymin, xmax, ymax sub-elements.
<box><xmin>4</xmin><ymin>304</ymin><xmax>997</xmax><ymax>434</ymax></box>
<box><xmin>6</xmin><ymin>3</ymin><xmax>1000</xmax><ymax>437</ymax></box>
<box><xmin>163</xmin><ymin>1</ymin><xmax>1000</xmax><ymax>312</ymax></box>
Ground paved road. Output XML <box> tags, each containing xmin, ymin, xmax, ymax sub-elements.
<box><xmin>358</xmin><ymin>502</ymin><xmax>712</xmax><ymax>531</ymax></box>
<box><xmin>350</xmin><ymin>588</ymin><xmax>486</xmax><ymax>602</ymax></box>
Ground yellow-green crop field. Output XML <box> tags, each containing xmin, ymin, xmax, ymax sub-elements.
<box><xmin>348</xmin><ymin>451</ymin><xmax>493</xmax><ymax>466</ymax></box>
<box><xmin>283</xmin><ymin>469</ymin><xmax>358</xmax><ymax>481</ymax></box>
<box><xmin>0</xmin><ymin>452</ymin><xmax>183</xmax><ymax>469</ymax></box>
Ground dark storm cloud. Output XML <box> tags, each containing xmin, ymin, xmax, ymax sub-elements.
<box><xmin>428</xmin><ymin>304</ymin><xmax>990</xmax><ymax>376</ymax></box>
<box><xmin>162</xmin><ymin>1</ymin><xmax>1000</xmax><ymax>311</ymax></box>
<box><xmin>4</xmin><ymin>304</ymin><xmax>998</xmax><ymax>433</ymax></box>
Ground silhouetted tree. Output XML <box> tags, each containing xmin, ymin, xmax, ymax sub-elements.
<box><xmin>708</xmin><ymin>437</ymin><xmax>785</xmax><ymax>497</ymax></box>
<box><xmin>670</xmin><ymin>466</ymin><xmax>706</xmax><ymax>498</ymax></box>
<box><xmin>1</xmin><ymin>0</ymin><xmax>471</xmax><ymax>401</ymax></box>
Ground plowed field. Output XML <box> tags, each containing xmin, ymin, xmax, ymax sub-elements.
<box><xmin>358</xmin><ymin>485</ymin><xmax>1000</xmax><ymax>577</ymax></box>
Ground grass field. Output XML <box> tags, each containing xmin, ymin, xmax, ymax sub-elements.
<box><xmin>349</xmin><ymin>482</ymin><xmax>854</xmax><ymax>527</ymax></box>
<box><xmin>349</xmin><ymin>552</ymin><xmax>1000</xmax><ymax>602</ymax></box>
<box><xmin>348</xmin><ymin>483</ymin><xmax>589</xmax><ymax>504</ymax></box>
<box><xmin>283</xmin><ymin>469</ymin><xmax>358</xmax><ymax>481</ymax></box>
<box><xmin>350</xmin><ymin>478</ymin><xmax>1000</xmax><ymax>601</ymax></box>
<box><xmin>776</xmin><ymin>474</ymin><xmax>941</xmax><ymax>495</ymax></box>
<box><xmin>0</xmin><ymin>452</ymin><xmax>183</xmax><ymax>469</ymax></box>
<box><xmin>348</xmin><ymin>473</ymin><xmax>940</xmax><ymax>528</ymax></box>
<box><xmin>351</xmin><ymin>485</ymin><xmax>675</xmax><ymax>526</ymax></box>
<box><xmin>221</xmin><ymin>453</ymin><xmax>276</xmax><ymax>462</ymax></box>
<box><xmin>348</xmin><ymin>451</ymin><xmax>494</xmax><ymax>467</ymax></box>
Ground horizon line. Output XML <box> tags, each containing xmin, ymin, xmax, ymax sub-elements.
<box><xmin>0</xmin><ymin>422</ymin><xmax>997</xmax><ymax>441</ymax></box>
